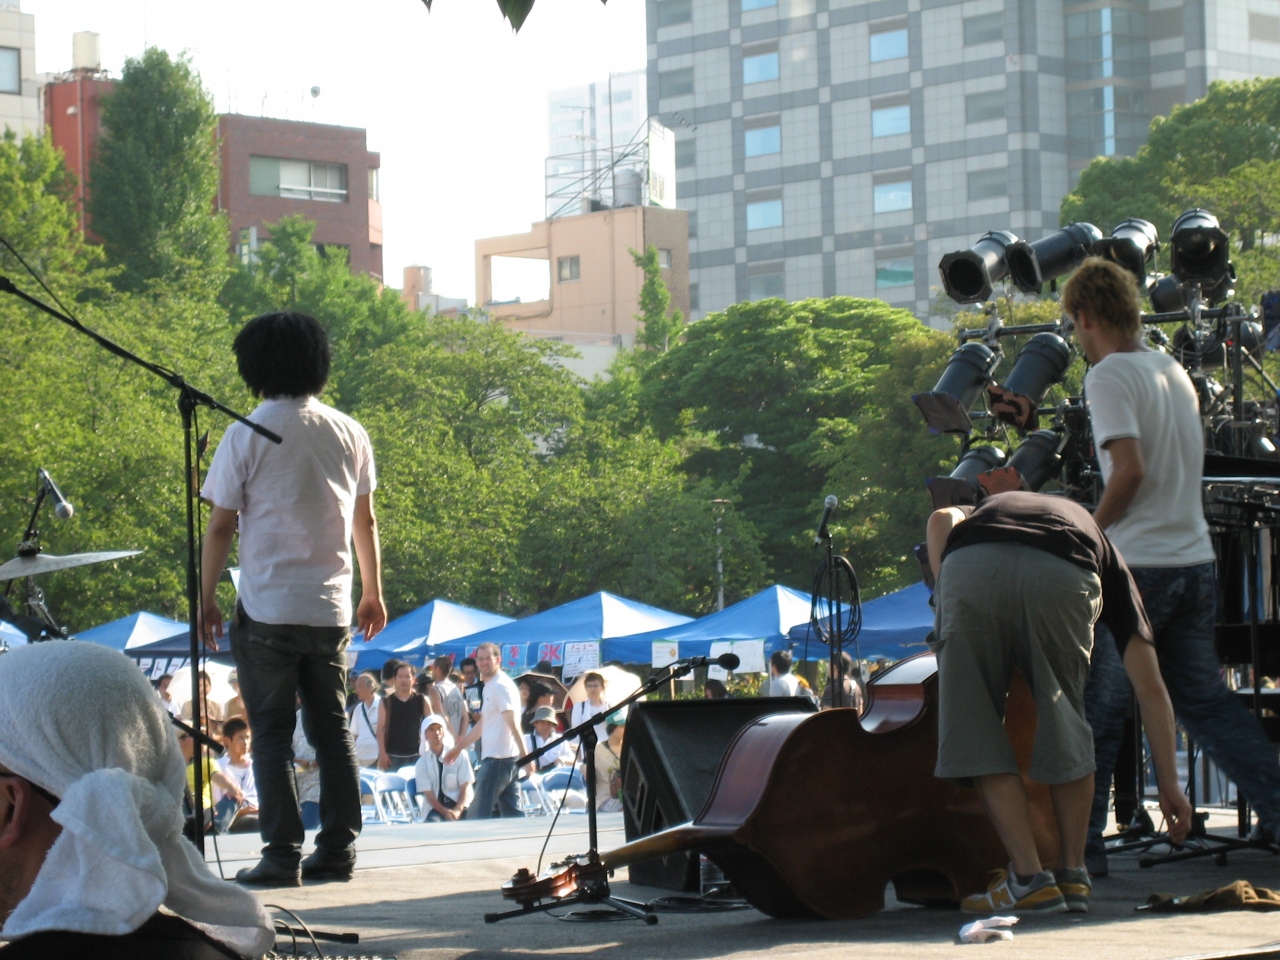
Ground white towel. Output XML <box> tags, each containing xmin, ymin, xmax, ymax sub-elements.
<box><xmin>0</xmin><ymin>641</ymin><xmax>273</xmax><ymax>957</ymax></box>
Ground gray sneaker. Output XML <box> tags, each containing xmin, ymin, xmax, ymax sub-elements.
<box><xmin>1054</xmin><ymin>867</ymin><xmax>1092</xmax><ymax>913</ymax></box>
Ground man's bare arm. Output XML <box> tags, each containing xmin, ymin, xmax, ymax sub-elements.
<box><xmin>1122</xmin><ymin>636</ymin><xmax>1192</xmax><ymax>842</ymax></box>
<box><xmin>1093</xmin><ymin>437</ymin><xmax>1145</xmax><ymax>531</ymax></box>
<box><xmin>199</xmin><ymin>506</ymin><xmax>238</xmax><ymax>651</ymax></box>
<box><xmin>353</xmin><ymin>492</ymin><xmax>388</xmax><ymax>642</ymax></box>
<box><xmin>926</xmin><ymin>507</ymin><xmax>969</xmax><ymax>579</ymax></box>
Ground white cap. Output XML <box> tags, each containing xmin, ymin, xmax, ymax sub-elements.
<box><xmin>423</xmin><ymin>714</ymin><xmax>448</xmax><ymax>730</ymax></box>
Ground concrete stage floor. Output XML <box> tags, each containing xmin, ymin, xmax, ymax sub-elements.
<box><xmin>204</xmin><ymin>809</ymin><xmax>1280</xmax><ymax>960</ymax></box>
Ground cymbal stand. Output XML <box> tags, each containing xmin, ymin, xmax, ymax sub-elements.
<box><xmin>0</xmin><ymin>275</ymin><xmax>281</xmax><ymax>855</ymax></box>
<box><xmin>484</xmin><ymin>660</ymin><xmax>700</xmax><ymax>925</ymax></box>
<box><xmin>3</xmin><ymin>471</ymin><xmax>68</xmax><ymax>641</ymax></box>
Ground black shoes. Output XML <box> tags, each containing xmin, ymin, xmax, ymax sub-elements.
<box><xmin>300</xmin><ymin>850</ymin><xmax>356</xmax><ymax>881</ymax></box>
<box><xmin>235</xmin><ymin>860</ymin><xmax>302</xmax><ymax>887</ymax></box>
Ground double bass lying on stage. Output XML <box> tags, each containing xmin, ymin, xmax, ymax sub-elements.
<box><xmin>500</xmin><ymin>652</ymin><xmax>1061</xmax><ymax>920</ymax></box>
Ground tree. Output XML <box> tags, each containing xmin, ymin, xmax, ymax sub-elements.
<box><xmin>631</xmin><ymin>244</ymin><xmax>684</xmax><ymax>354</ymax></box>
<box><xmin>637</xmin><ymin>297</ymin><xmax>955</xmax><ymax>593</ymax></box>
<box><xmin>87</xmin><ymin>48</ymin><xmax>228</xmax><ymax>294</ymax></box>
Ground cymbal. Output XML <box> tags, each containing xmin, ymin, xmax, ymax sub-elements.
<box><xmin>0</xmin><ymin>550</ymin><xmax>142</xmax><ymax>581</ymax></box>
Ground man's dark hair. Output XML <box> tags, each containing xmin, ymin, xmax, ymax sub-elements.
<box><xmin>704</xmin><ymin>679</ymin><xmax>728</xmax><ymax>699</ymax></box>
<box><xmin>382</xmin><ymin>659</ymin><xmax>403</xmax><ymax>683</ymax></box>
<box><xmin>222</xmin><ymin>716</ymin><xmax>249</xmax><ymax>741</ymax></box>
<box><xmin>460</xmin><ymin>657</ymin><xmax>477</xmax><ymax>672</ymax></box>
<box><xmin>233</xmin><ymin>311</ymin><xmax>331</xmax><ymax>398</ymax></box>
<box><xmin>770</xmin><ymin>650</ymin><xmax>793</xmax><ymax>675</ymax></box>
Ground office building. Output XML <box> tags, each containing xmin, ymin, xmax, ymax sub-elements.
<box><xmin>547</xmin><ymin>69</ymin><xmax>648</xmax><ymax>218</ymax></box>
<box><xmin>0</xmin><ymin>3</ymin><xmax>39</xmax><ymax>142</ymax></box>
<box><xmin>649</xmin><ymin>0</ymin><xmax>1280</xmax><ymax>323</ymax></box>
<box><xmin>402</xmin><ymin>265</ymin><xmax>469</xmax><ymax>316</ymax></box>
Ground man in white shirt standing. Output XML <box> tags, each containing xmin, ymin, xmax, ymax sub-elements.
<box><xmin>445</xmin><ymin>642</ymin><xmax>525</xmax><ymax>819</ymax></box>
<box><xmin>764</xmin><ymin>650</ymin><xmax>801</xmax><ymax>697</ymax></box>
<box><xmin>200</xmin><ymin>311</ymin><xmax>388</xmax><ymax>886</ymax></box>
<box><xmin>1066</xmin><ymin>259</ymin><xmax>1280</xmax><ymax>869</ymax></box>
<box><xmin>348</xmin><ymin>673</ymin><xmax>382</xmax><ymax>768</ymax></box>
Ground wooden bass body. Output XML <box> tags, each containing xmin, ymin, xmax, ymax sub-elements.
<box><xmin>602</xmin><ymin>653</ymin><xmax>1059</xmax><ymax>919</ymax></box>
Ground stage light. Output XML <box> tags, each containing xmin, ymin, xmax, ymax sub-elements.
<box><xmin>926</xmin><ymin>445</ymin><xmax>1006</xmax><ymax>509</ymax></box>
<box><xmin>938</xmin><ymin>231</ymin><xmax>1019</xmax><ymax>304</ymax></box>
<box><xmin>987</xmin><ymin>333</ymin><xmax>1072</xmax><ymax>430</ymax></box>
<box><xmin>1090</xmin><ymin>219</ymin><xmax>1159</xmax><ymax>287</ymax></box>
<box><xmin>1169</xmin><ymin>208</ymin><xmax>1235</xmax><ymax>304</ymax></box>
<box><xmin>1007</xmin><ymin>429</ymin><xmax>1064</xmax><ymax>491</ymax></box>
<box><xmin>1149</xmin><ymin>274</ymin><xmax>1189</xmax><ymax>313</ymax></box>
<box><xmin>1005</xmin><ymin>223</ymin><xmax>1103</xmax><ymax>295</ymax></box>
<box><xmin>913</xmin><ymin>341</ymin><xmax>1001</xmax><ymax>434</ymax></box>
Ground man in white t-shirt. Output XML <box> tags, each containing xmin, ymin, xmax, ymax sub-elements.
<box><xmin>348</xmin><ymin>673</ymin><xmax>382</xmax><ymax>768</ymax></box>
<box><xmin>445</xmin><ymin>642</ymin><xmax>524</xmax><ymax>819</ymax></box>
<box><xmin>1067</xmin><ymin>258</ymin><xmax>1280</xmax><ymax>869</ymax></box>
<box><xmin>414</xmin><ymin>715</ymin><xmax>474</xmax><ymax>821</ymax></box>
<box><xmin>429</xmin><ymin>656</ymin><xmax>467</xmax><ymax>741</ymax></box>
<box><xmin>764</xmin><ymin>650</ymin><xmax>801</xmax><ymax>697</ymax></box>
<box><xmin>199</xmin><ymin>311</ymin><xmax>388</xmax><ymax>886</ymax></box>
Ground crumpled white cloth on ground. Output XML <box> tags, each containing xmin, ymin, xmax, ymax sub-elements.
<box><xmin>959</xmin><ymin>915</ymin><xmax>1019</xmax><ymax>942</ymax></box>
<box><xmin>0</xmin><ymin>641</ymin><xmax>273</xmax><ymax>958</ymax></box>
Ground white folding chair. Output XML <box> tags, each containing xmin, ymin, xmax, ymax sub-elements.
<box><xmin>371</xmin><ymin>774</ymin><xmax>415</xmax><ymax>823</ymax></box>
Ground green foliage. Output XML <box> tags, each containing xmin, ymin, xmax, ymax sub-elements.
<box><xmin>631</xmin><ymin>244</ymin><xmax>684</xmax><ymax>354</ymax></box>
<box><xmin>638</xmin><ymin>297</ymin><xmax>955</xmax><ymax>593</ymax></box>
<box><xmin>87</xmin><ymin>48</ymin><xmax>229</xmax><ymax>294</ymax></box>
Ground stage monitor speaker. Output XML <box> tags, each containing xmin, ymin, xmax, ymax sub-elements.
<box><xmin>620</xmin><ymin>697</ymin><xmax>818</xmax><ymax>891</ymax></box>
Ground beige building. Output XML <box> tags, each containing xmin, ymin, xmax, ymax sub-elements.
<box><xmin>476</xmin><ymin>204</ymin><xmax>690</xmax><ymax>346</ymax></box>
<box><xmin>1</xmin><ymin>4</ymin><xmax>39</xmax><ymax>141</ymax></box>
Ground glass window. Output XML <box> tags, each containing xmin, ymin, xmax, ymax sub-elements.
<box><xmin>746</xmin><ymin>198</ymin><xmax>783</xmax><ymax>230</ymax></box>
<box><xmin>742</xmin><ymin>0</ymin><xmax>777</xmax><ymax>10</ymax></box>
<box><xmin>0</xmin><ymin>48</ymin><xmax>19</xmax><ymax>95</ymax></box>
<box><xmin>966</xmin><ymin>89</ymin><xmax>1006</xmax><ymax>123</ymax></box>
<box><xmin>689</xmin><ymin>282</ymin><xmax>700</xmax><ymax>311</ymax></box>
<box><xmin>869</xmin><ymin>29</ymin><xmax>909</xmax><ymax>62</ymax></box>
<box><xmin>967</xmin><ymin>167</ymin><xmax>1008</xmax><ymax>201</ymax></box>
<box><xmin>744</xmin><ymin>124</ymin><xmax>782</xmax><ymax>156</ymax></box>
<box><xmin>687</xmin><ymin>210</ymin><xmax>698</xmax><ymax>238</ymax></box>
<box><xmin>611</xmin><ymin>88</ymin><xmax>634</xmax><ymax>103</ymax></box>
<box><xmin>367</xmin><ymin>167</ymin><xmax>380</xmax><ymax>202</ymax></box>
<box><xmin>873</xmin><ymin>180</ymin><xmax>912</xmax><ymax>213</ymax></box>
<box><xmin>743</xmin><ymin>51</ymin><xmax>780</xmax><ymax>84</ymax></box>
<box><xmin>875</xmin><ymin>256</ymin><xmax>914</xmax><ymax>288</ymax></box>
<box><xmin>558</xmin><ymin>256</ymin><xmax>581</xmax><ymax>282</ymax></box>
<box><xmin>749</xmin><ymin>270</ymin><xmax>785</xmax><ymax>300</ymax></box>
<box><xmin>659</xmin><ymin>67</ymin><xmax>695</xmax><ymax>98</ymax></box>
<box><xmin>273</xmin><ymin>159</ymin><xmax>348</xmax><ymax>202</ymax></box>
<box><xmin>657</xmin><ymin>0</ymin><xmax>692</xmax><ymax>26</ymax></box>
<box><xmin>675</xmin><ymin>138</ymin><xmax>697</xmax><ymax>168</ymax></box>
<box><xmin>249</xmin><ymin>156</ymin><xmax>279</xmax><ymax>197</ymax></box>
<box><xmin>964</xmin><ymin>12</ymin><xmax>1004</xmax><ymax>45</ymax></box>
<box><xmin>871</xmin><ymin>104</ymin><xmax>911</xmax><ymax>138</ymax></box>
<box><xmin>658</xmin><ymin>248</ymin><xmax>672</xmax><ymax>269</ymax></box>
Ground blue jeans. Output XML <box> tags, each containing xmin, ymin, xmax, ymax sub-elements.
<box><xmin>1088</xmin><ymin>563</ymin><xmax>1280</xmax><ymax>838</ymax></box>
<box><xmin>1084</xmin><ymin>621</ymin><xmax>1131</xmax><ymax>844</ymax></box>
<box><xmin>467</xmin><ymin>757</ymin><xmax>523</xmax><ymax>819</ymax></box>
<box><xmin>232</xmin><ymin>605</ymin><xmax>362</xmax><ymax>868</ymax></box>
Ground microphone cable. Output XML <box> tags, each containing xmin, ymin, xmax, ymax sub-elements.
<box><xmin>809</xmin><ymin>549</ymin><xmax>863</xmax><ymax>703</ymax></box>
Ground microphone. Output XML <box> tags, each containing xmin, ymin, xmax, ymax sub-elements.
<box><xmin>39</xmin><ymin>469</ymin><xmax>74</xmax><ymax>519</ymax></box>
<box><xmin>815</xmin><ymin>494</ymin><xmax>837</xmax><ymax>543</ymax></box>
<box><xmin>678</xmin><ymin>652</ymin><xmax>741</xmax><ymax>671</ymax></box>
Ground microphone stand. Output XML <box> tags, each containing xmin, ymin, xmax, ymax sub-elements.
<box><xmin>484</xmin><ymin>658</ymin><xmax>708</xmax><ymax>925</ymax></box>
<box><xmin>0</xmin><ymin>276</ymin><xmax>281</xmax><ymax>855</ymax></box>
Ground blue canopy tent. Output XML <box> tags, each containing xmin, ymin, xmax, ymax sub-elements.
<box><xmin>787</xmin><ymin>581</ymin><xmax>933</xmax><ymax>661</ymax></box>
<box><xmin>351</xmin><ymin>600</ymin><xmax>513</xmax><ymax>672</ymax></box>
<box><xmin>602</xmin><ymin>585</ymin><xmax>812</xmax><ymax>664</ymax></box>
<box><xmin>77</xmin><ymin>612</ymin><xmax>188</xmax><ymax>652</ymax></box>
<box><xmin>425</xmin><ymin>592</ymin><xmax>692</xmax><ymax>673</ymax></box>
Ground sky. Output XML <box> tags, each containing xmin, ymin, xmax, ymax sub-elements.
<box><xmin>21</xmin><ymin>0</ymin><xmax>647</xmax><ymax>303</ymax></box>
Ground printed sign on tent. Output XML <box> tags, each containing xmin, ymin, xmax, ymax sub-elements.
<box><xmin>149</xmin><ymin>658</ymin><xmax>171</xmax><ymax>679</ymax></box>
<box><xmin>562</xmin><ymin>641</ymin><xmax>600</xmax><ymax>681</ymax></box>
<box><xmin>502</xmin><ymin>644</ymin><xmax>525</xmax><ymax>673</ymax></box>
<box><xmin>537</xmin><ymin>642</ymin><xmax>564</xmax><ymax>666</ymax></box>
<box><xmin>707</xmin><ymin>639</ymin><xmax>766</xmax><ymax>680</ymax></box>
<box><xmin>651</xmin><ymin>641</ymin><xmax>679</xmax><ymax>668</ymax></box>
<box><xmin>137</xmin><ymin>658</ymin><xmax>153</xmax><ymax>676</ymax></box>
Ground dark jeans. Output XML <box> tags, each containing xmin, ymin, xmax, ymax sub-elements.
<box><xmin>468</xmin><ymin>757</ymin><xmax>523</xmax><ymax>819</ymax></box>
<box><xmin>1086</xmin><ymin>563</ymin><xmax>1280</xmax><ymax>840</ymax></box>
<box><xmin>232</xmin><ymin>606</ymin><xmax>362</xmax><ymax>868</ymax></box>
<box><xmin>1084</xmin><ymin>621</ymin><xmax>1132</xmax><ymax>844</ymax></box>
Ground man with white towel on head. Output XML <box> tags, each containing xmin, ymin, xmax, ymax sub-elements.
<box><xmin>0</xmin><ymin>641</ymin><xmax>274</xmax><ymax>958</ymax></box>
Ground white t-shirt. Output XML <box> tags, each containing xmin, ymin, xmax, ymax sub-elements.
<box><xmin>349</xmin><ymin>697</ymin><xmax>381</xmax><ymax>766</ymax></box>
<box><xmin>413</xmin><ymin>747</ymin><xmax>475</xmax><ymax>804</ymax></box>
<box><xmin>201</xmin><ymin>396</ymin><xmax>376</xmax><ymax>627</ymax></box>
<box><xmin>479</xmin><ymin>671</ymin><xmax>523</xmax><ymax>760</ymax></box>
<box><xmin>525</xmin><ymin>731</ymin><xmax>575</xmax><ymax>769</ymax></box>
<box><xmin>766</xmin><ymin>673</ymin><xmax>801</xmax><ymax>697</ymax></box>
<box><xmin>435</xmin><ymin>679</ymin><xmax>467</xmax><ymax>738</ymax></box>
<box><xmin>1085</xmin><ymin>348</ymin><xmax>1214</xmax><ymax>567</ymax></box>
<box><xmin>570</xmin><ymin>698</ymin><xmax>612</xmax><ymax>745</ymax></box>
<box><xmin>217</xmin><ymin>755</ymin><xmax>258</xmax><ymax>807</ymax></box>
